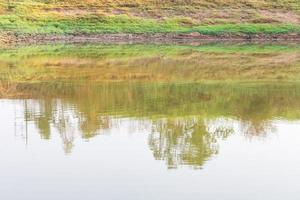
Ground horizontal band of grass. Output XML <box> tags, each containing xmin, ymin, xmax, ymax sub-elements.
<box><xmin>2</xmin><ymin>43</ymin><xmax>300</xmax><ymax>83</ymax></box>
<box><xmin>1</xmin><ymin>43</ymin><xmax>300</xmax><ymax>59</ymax></box>
<box><xmin>1</xmin><ymin>15</ymin><xmax>300</xmax><ymax>35</ymax></box>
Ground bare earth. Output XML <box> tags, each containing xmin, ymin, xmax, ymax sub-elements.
<box><xmin>1</xmin><ymin>32</ymin><xmax>300</xmax><ymax>46</ymax></box>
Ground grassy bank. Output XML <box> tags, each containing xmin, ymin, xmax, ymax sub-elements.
<box><xmin>1</xmin><ymin>14</ymin><xmax>300</xmax><ymax>35</ymax></box>
<box><xmin>1</xmin><ymin>0</ymin><xmax>300</xmax><ymax>39</ymax></box>
<box><xmin>4</xmin><ymin>14</ymin><xmax>189</xmax><ymax>34</ymax></box>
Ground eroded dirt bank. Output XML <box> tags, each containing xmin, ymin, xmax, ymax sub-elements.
<box><xmin>1</xmin><ymin>32</ymin><xmax>300</xmax><ymax>46</ymax></box>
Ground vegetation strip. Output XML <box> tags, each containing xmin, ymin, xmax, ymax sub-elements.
<box><xmin>1</xmin><ymin>1</ymin><xmax>300</xmax><ymax>43</ymax></box>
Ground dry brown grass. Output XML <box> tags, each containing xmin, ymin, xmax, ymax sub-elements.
<box><xmin>1</xmin><ymin>0</ymin><xmax>299</xmax><ymax>24</ymax></box>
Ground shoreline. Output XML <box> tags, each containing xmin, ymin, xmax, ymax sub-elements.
<box><xmin>1</xmin><ymin>32</ymin><xmax>300</xmax><ymax>46</ymax></box>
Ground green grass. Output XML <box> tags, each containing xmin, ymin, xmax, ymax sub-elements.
<box><xmin>1</xmin><ymin>0</ymin><xmax>300</xmax><ymax>36</ymax></box>
<box><xmin>1</xmin><ymin>43</ymin><xmax>300</xmax><ymax>58</ymax></box>
<box><xmin>191</xmin><ymin>24</ymin><xmax>300</xmax><ymax>35</ymax></box>
<box><xmin>0</xmin><ymin>15</ymin><xmax>182</xmax><ymax>34</ymax></box>
<box><xmin>1</xmin><ymin>14</ymin><xmax>300</xmax><ymax>35</ymax></box>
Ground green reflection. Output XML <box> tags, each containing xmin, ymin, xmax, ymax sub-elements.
<box><xmin>2</xmin><ymin>43</ymin><xmax>300</xmax><ymax>168</ymax></box>
<box><xmin>149</xmin><ymin>118</ymin><xmax>233</xmax><ymax>169</ymax></box>
<box><xmin>4</xmin><ymin>81</ymin><xmax>300</xmax><ymax>168</ymax></box>
<box><xmin>1</xmin><ymin>43</ymin><xmax>300</xmax><ymax>82</ymax></box>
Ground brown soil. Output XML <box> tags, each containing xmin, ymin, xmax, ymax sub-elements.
<box><xmin>1</xmin><ymin>32</ymin><xmax>300</xmax><ymax>46</ymax></box>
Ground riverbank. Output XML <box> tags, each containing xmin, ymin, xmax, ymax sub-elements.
<box><xmin>1</xmin><ymin>0</ymin><xmax>300</xmax><ymax>45</ymax></box>
<box><xmin>2</xmin><ymin>32</ymin><xmax>300</xmax><ymax>46</ymax></box>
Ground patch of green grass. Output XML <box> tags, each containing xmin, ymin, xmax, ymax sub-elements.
<box><xmin>1</xmin><ymin>43</ymin><xmax>300</xmax><ymax>58</ymax></box>
<box><xmin>191</xmin><ymin>24</ymin><xmax>300</xmax><ymax>35</ymax></box>
<box><xmin>0</xmin><ymin>15</ymin><xmax>186</xmax><ymax>34</ymax></box>
<box><xmin>1</xmin><ymin>14</ymin><xmax>300</xmax><ymax>35</ymax></box>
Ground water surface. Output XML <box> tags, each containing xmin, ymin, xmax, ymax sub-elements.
<box><xmin>0</xmin><ymin>43</ymin><xmax>300</xmax><ymax>200</ymax></box>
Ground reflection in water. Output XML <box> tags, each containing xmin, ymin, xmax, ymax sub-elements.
<box><xmin>22</xmin><ymin>99</ymin><xmax>77</xmax><ymax>153</ymax></box>
<box><xmin>2</xmin><ymin>43</ymin><xmax>300</xmax><ymax>168</ymax></box>
<box><xmin>1</xmin><ymin>43</ymin><xmax>300</xmax><ymax>82</ymax></box>
<box><xmin>5</xmin><ymin>81</ymin><xmax>300</xmax><ymax>168</ymax></box>
<box><xmin>149</xmin><ymin>118</ymin><xmax>232</xmax><ymax>169</ymax></box>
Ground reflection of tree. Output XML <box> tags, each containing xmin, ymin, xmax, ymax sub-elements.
<box><xmin>236</xmin><ymin>95</ymin><xmax>277</xmax><ymax>137</ymax></box>
<box><xmin>79</xmin><ymin>114</ymin><xmax>110</xmax><ymax>139</ymax></box>
<box><xmin>148</xmin><ymin>117</ymin><xmax>233</xmax><ymax>169</ymax></box>
<box><xmin>11</xmin><ymin>81</ymin><xmax>300</xmax><ymax>159</ymax></box>
<box><xmin>35</xmin><ymin>100</ymin><xmax>52</xmax><ymax>140</ymax></box>
<box><xmin>52</xmin><ymin>101</ymin><xmax>75</xmax><ymax>154</ymax></box>
<box><xmin>240</xmin><ymin>120</ymin><xmax>275</xmax><ymax>138</ymax></box>
<box><xmin>23</xmin><ymin>99</ymin><xmax>76</xmax><ymax>154</ymax></box>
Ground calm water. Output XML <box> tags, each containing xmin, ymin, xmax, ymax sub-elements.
<box><xmin>1</xmin><ymin>44</ymin><xmax>300</xmax><ymax>199</ymax></box>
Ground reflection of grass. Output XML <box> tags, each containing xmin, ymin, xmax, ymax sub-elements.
<box><xmin>3</xmin><ymin>81</ymin><xmax>300</xmax><ymax>117</ymax></box>
<box><xmin>1</xmin><ymin>44</ymin><xmax>300</xmax><ymax>82</ymax></box>
<box><xmin>1</xmin><ymin>43</ymin><xmax>300</xmax><ymax>58</ymax></box>
<box><xmin>13</xmin><ymin>81</ymin><xmax>298</xmax><ymax>165</ymax></box>
<box><xmin>3</xmin><ymin>80</ymin><xmax>300</xmax><ymax>158</ymax></box>
<box><xmin>4</xmin><ymin>81</ymin><xmax>300</xmax><ymax>123</ymax></box>
<box><xmin>0</xmin><ymin>81</ymin><xmax>20</xmax><ymax>97</ymax></box>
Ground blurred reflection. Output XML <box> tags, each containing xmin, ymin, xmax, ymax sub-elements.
<box><xmin>1</xmin><ymin>44</ymin><xmax>300</xmax><ymax>82</ymax></box>
<box><xmin>2</xmin><ymin>43</ymin><xmax>300</xmax><ymax>167</ymax></box>
<box><xmin>3</xmin><ymin>81</ymin><xmax>300</xmax><ymax>167</ymax></box>
<box><xmin>149</xmin><ymin>118</ymin><xmax>233</xmax><ymax>169</ymax></box>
